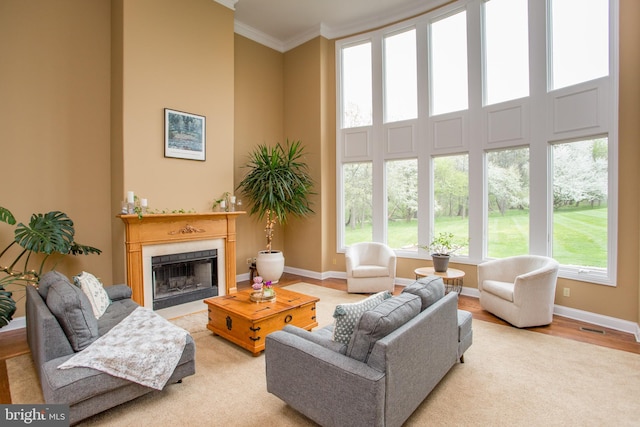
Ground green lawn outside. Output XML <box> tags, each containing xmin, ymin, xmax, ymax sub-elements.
<box><xmin>345</xmin><ymin>206</ymin><xmax>607</xmax><ymax>267</ymax></box>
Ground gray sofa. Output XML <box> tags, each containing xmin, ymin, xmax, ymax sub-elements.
<box><xmin>26</xmin><ymin>271</ymin><xmax>196</xmax><ymax>425</ymax></box>
<box><xmin>265</xmin><ymin>278</ymin><xmax>472</xmax><ymax>427</ymax></box>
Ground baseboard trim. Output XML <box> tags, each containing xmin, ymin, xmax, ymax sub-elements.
<box><xmin>1</xmin><ymin>316</ymin><xmax>26</xmax><ymax>332</ymax></box>
<box><xmin>253</xmin><ymin>267</ymin><xmax>640</xmax><ymax>342</ymax></box>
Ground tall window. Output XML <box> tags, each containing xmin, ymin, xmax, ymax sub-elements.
<box><xmin>486</xmin><ymin>148</ymin><xmax>530</xmax><ymax>258</ymax></box>
<box><xmin>430</xmin><ymin>11</ymin><xmax>468</xmax><ymax>115</ymax></box>
<box><xmin>550</xmin><ymin>0</ymin><xmax>609</xmax><ymax>90</ymax></box>
<box><xmin>343</xmin><ymin>162</ymin><xmax>373</xmax><ymax>245</ymax></box>
<box><xmin>386</xmin><ymin>159</ymin><xmax>418</xmax><ymax>249</ymax></box>
<box><xmin>341</xmin><ymin>42</ymin><xmax>372</xmax><ymax>128</ymax></box>
<box><xmin>336</xmin><ymin>0</ymin><xmax>617</xmax><ymax>285</ymax></box>
<box><xmin>483</xmin><ymin>0</ymin><xmax>529</xmax><ymax>105</ymax></box>
<box><xmin>552</xmin><ymin>138</ymin><xmax>608</xmax><ymax>268</ymax></box>
<box><xmin>384</xmin><ymin>29</ymin><xmax>417</xmax><ymax>122</ymax></box>
<box><xmin>433</xmin><ymin>155</ymin><xmax>469</xmax><ymax>255</ymax></box>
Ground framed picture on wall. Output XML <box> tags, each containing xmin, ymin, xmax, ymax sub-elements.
<box><xmin>164</xmin><ymin>108</ymin><xmax>206</xmax><ymax>161</ymax></box>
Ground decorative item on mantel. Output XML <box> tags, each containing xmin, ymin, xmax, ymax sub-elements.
<box><xmin>212</xmin><ymin>192</ymin><xmax>242</xmax><ymax>213</ymax></box>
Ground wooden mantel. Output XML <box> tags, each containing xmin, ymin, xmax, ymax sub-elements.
<box><xmin>119</xmin><ymin>212</ymin><xmax>244</xmax><ymax>305</ymax></box>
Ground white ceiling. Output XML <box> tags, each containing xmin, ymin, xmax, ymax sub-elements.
<box><xmin>230</xmin><ymin>0</ymin><xmax>450</xmax><ymax>52</ymax></box>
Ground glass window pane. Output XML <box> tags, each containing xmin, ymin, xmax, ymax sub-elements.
<box><xmin>550</xmin><ymin>0</ymin><xmax>609</xmax><ymax>90</ymax></box>
<box><xmin>552</xmin><ymin>138</ymin><xmax>608</xmax><ymax>268</ymax></box>
<box><xmin>384</xmin><ymin>29</ymin><xmax>417</xmax><ymax>122</ymax></box>
<box><xmin>433</xmin><ymin>155</ymin><xmax>469</xmax><ymax>255</ymax></box>
<box><xmin>430</xmin><ymin>11</ymin><xmax>468</xmax><ymax>115</ymax></box>
<box><xmin>386</xmin><ymin>159</ymin><xmax>418</xmax><ymax>250</ymax></box>
<box><xmin>483</xmin><ymin>0</ymin><xmax>529</xmax><ymax>105</ymax></box>
<box><xmin>343</xmin><ymin>162</ymin><xmax>373</xmax><ymax>245</ymax></box>
<box><xmin>342</xmin><ymin>43</ymin><xmax>372</xmax><ymax>128</ymax></box>
<box><xmin>486</xmin><ymin>148</ymin><xmax>530</xmax><ymax>257</ymax></box>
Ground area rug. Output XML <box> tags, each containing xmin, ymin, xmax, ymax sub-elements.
<box><xmin>7</xmin><ymin>283</ymin><xmax>640</xmax><ymax>426</ymax></box>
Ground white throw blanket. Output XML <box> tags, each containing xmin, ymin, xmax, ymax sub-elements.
<box><xmin>58</xmin><ymin>307</ymin><xmax>188</xmax><ymax>390</ymax></box>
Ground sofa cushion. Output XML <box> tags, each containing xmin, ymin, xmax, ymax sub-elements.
<box><xmin>38</xmin><ymin>270</ymin><xmax>72</xmax><ymax>299</ymax></box>
<box><xmin>74</xmin><ymin>271</ymin><xmax>111</xmax><ymax>319</ymax></box>
<box><xmin>346</xmin><ymin>293</ymin><xmax>421</xmax><ymax>363</ymax></box>
<box><xmin>46</xmin><ymin>280</ymin><xmax>99</xmax><ymax>351</ymax></box>
<box><xmin>402</xmin><ymin>275</ymin><xmax>445</xmax><ymax>311</ymax></box>
<box><xmin>332</xmin><ymin>290</ymin><xmax>391</xmax><ymax>345</ymax></box>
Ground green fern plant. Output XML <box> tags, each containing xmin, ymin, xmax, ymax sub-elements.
<box><xmin>0</xmin><ymin>206</ymin><xmax>101</xmax><ymax>328</ymax></box>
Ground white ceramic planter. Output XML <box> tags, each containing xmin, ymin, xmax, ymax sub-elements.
<box><xmin>256</xmin><ymin>250</ymin><xmax>285</xmax><ymax>284</ymax></box>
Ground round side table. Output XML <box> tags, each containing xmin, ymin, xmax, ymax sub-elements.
<box><xmin>414</xmin><ymin>267</ymin><xmax>465</xmax><ymax>295</ymax></box>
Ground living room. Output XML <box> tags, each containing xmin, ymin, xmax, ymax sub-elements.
<box><xmin>0</xmin><ymin>0</ymin><xmax>639</xmax><ymax>425</ymax></box>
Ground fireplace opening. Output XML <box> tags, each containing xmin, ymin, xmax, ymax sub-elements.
<box><xmin>151</xmin><ymin>249</ymin><xmax>218</xmax><ymax>310</ymax></box>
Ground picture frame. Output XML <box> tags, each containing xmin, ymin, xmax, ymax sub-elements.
<box><xmin>164</xmin><ymin>108</ymin><xmax>206</xmax><ymax>161</ymax></box>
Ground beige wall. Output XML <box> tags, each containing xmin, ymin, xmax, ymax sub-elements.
<box><xmin>233</xmin><ymin>34</ymin><xmax>285</xmax><ymax>270</ymax></box>
<box><xmin>1</xmin><ymin>0</ymin><xmax>638</xmax><ymax>326</ymax></box>
<box><xmin>111</xmin><ymin>0</ymin><xmax>235</xmax><ymax>281</ymax></box>
<box><xmin>0</xmin><ymin>0</ymin><xmax>113</xmax><ymax>318</ymax></box>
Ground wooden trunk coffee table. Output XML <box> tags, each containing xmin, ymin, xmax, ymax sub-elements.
<box><xmin>204</xmin><ymin>288</ymin><xmax>319</xmax><ymax>356</ymax></box>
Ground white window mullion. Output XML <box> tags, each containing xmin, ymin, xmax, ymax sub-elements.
<box><xmin>371</xmin><ymin>34</ymin><xmax>386</xmax><ymax>243</ymax></box>
<box><xmin>416</xmin><ymin>21</ymin><xmax>431</xmax><ymax>252</ymax></box>
<box><xmin>466</xmin><ymin>0</ymin><xmax>484</xmax><ymax>262</ymax></box>
<box><xmin>529</xmin><ymin>0</ymin><xmax>551</xmax><ymax>256</ymax></box>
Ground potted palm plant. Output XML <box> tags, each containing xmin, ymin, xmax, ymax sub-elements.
<box><xmin>236</xmin><ymin>139</ymin><xmax>314</xmax><ymax>283</ymax></box>
<box><xmin>0</xmin><ymin>206</ymin><xmax>101</xmax><ymax>328</ymax></box>
<box><xmin>420</xmin><ymin>232</ymin><xmax>466</xmax><ymax>272</ymax></box>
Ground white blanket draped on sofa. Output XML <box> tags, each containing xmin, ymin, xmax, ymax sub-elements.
<box><xmin>58</xmin><ymin>307</ymin><xmax>188</xmax><ymax>390</ymax></box>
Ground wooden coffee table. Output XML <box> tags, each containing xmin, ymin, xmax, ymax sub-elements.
<box><xmin>204</xmin><ymin>288</ymin><xmax>319</xmax><ymax>356</ymax></box>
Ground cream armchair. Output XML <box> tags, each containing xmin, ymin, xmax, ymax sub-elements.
<box><xmin>345</xmin><ymin>242</ymin><xmax>397</xmax><ymax>293</ymax></box>
<box><xmin>477</xmin><ymin>255</ymin><xmax>560</xmax><ymax>328</ymax></box>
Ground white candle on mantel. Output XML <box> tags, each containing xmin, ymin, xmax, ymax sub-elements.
<box><xmin>141</xmin><ymin>198</ymin><xmax>148</xmax><ymax>207</ymax></box>
<box><xmin>127</xmin><ymin>191</ymin><xmax>134</xmax><ymax>203</ymax></box>
<box><xmin>230</xmin><ymin>196</ymin><xmax>236</xmax><ymax>203</ymax></box>
<box><xmin>220</xmin><ymin>200</ymin><xmax>226</xmax><ymax>209</ymax></box>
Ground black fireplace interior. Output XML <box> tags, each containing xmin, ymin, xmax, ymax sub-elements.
<box><xmin>152</xmin><ymin>249</ymin><xmax>218</xmax><ymax>310</ymax></box>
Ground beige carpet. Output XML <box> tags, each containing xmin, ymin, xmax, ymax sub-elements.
<box><xmin>7</xmin><ymin>283</ymin><xmax>640</xmax><ymax>426</ymax></box>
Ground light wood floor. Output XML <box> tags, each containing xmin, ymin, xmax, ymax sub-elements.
<box><xmin>1</xmin><ymin>273</ymin><xmax>638</xmax><ymax>404</ymax></box>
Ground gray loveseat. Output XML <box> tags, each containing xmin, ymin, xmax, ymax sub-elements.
<box><xmin>265</xmin><ymin>277</ymin><xmax>472</xmax><ymax>427</ymax></box>
<box><xmin>26</xmin><ymin>271</ymin><xmax>196</xmax><ymax>425</ymax></box>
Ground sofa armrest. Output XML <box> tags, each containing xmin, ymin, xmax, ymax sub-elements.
<box><xmin>266</xmin><ymin>330</ymin><xmax>385</xmax><ymax>427</ymax></box>
<box><xmin>281</xmin><ymin>325</ymin><xmax>347</xmax><ymax>354</ymax></box>
<box><xmin>104</xmin><ymin>284</ymin><xmax>132</xmax><ymax>301</ymax></box>
<box><xmin>25</xmin><ymin>285</ymin><xmax>74</xmax><ymax>380</ymax></box>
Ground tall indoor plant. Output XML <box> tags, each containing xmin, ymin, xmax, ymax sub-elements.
<box><xmin>0</xmin><ymin>206</ymin><xmax>101</xmax><ymax>328</ymax></box>
<box><xmin>236</xmin><ymin>139</ymin><xmax>314</xmax><ymax>283</ymax></box>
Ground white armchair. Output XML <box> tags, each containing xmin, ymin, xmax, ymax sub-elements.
<box><xmin>345</xmin><ymin>242</ymin><xmax>396</xmax><ymax>293</ymax></box>
<box><xmin>477</xmin><ymin>255</ymin><xmax>560</xmax><ymax>328</ymax></box>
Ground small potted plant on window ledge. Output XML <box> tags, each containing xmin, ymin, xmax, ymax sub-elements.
<box><xmin>420</xmin><ymin>232</ymin><xmax>466</xmax><ymax>273</ymax></box>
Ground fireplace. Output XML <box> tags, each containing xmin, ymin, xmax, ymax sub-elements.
<box><xmin>119</xmin><ymin>212</ymin><xmax>242</xmax><ymax>316</ymax></box>
<box><xmin>151</xmin><ymin>249</ymin><xmax>218</xmax><ymax>310</ymax></box>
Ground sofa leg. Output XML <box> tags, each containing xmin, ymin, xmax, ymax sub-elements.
<box><xmin>176</xmin><ymin>379</ymin><xmax>183</xmax><ymax>384</ymax></box>
<box><xmin>459</xmin><ymin>354</ymin><xmax>465</xmax><ymax>363</ymax></box>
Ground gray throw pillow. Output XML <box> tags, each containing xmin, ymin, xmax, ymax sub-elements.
<box><xmin>46</xmin><ymin>280</ymin><xmax>99</xmax><ymax>351</ymax></box>
<box><xmin>402</xmin><ymin>275</ymin><xmax>445</xmax><ymax>311</ymax></box>
<box><xmin>347</xmin><ymin>293</ymin><xmax>421</xmax><ymax>363</ymax></box>
<box><xmin>332</xmin><ymin>290</ymin><xmax>392</xmax><ymax>345</ymax></box>
<box><xmin>37</xmin><ymin>270</ymin><xmax>72</xmax><ymax>300</ymax></box>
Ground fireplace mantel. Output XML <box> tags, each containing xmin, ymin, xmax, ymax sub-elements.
<box><xmin>119</xmin><ymin>212</ymin><xmax>243</xmax><ymax>305</ymax></box>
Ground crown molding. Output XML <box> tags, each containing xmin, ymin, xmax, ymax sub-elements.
<box><xmin>234</xmin><ymin>20</ymin><xmax>286</xmax><ymax>52</ymax></box>
<box><xmin>214</xmin><ymin>0</ymin><xmax>239</xmax><ymax>11</ymax></box>
<box><xmin>233</xmin><ymin>0</ymin><xmax>451</xmax><ymax>52</ymax></box>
